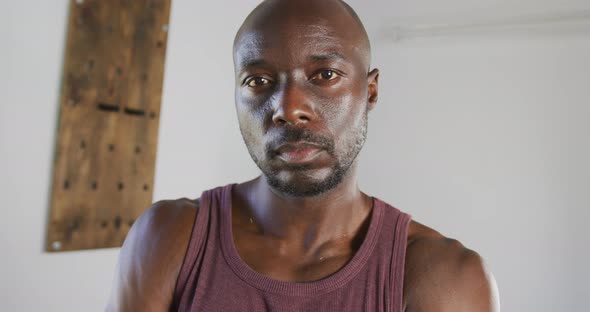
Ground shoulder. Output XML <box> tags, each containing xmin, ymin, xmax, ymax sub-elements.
<box><xmin>133</xmin><ymin>198</ymin><xmax>200</xmax><ymax>243</ymax></box>
<box><xmin>403</xmin><ymin>221</ymin><xmax>500</xmax><ymax>312</ymax></box>
<box><xmin>124</xmin><ymin>197</ymin><xmax>200</xmax><ymax>269</ymax></box>
<box><xmin>106</xmin><ymin>197</ymin><xmax>200</xmax><ymax>311</ymax></box>
<box><xmin>125</xmin><ymin>197</ymin><xmax>200</xmax><ymax>273</ymax></box>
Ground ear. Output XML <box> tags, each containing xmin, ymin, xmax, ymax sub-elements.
<box><xmin>367</xmin><ymin>68</ymin><xmax>379</xmax><ymax>111</ymax></box>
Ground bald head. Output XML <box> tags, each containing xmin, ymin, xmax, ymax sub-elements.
<box><xmin>233</xmin><ymin>0</ymin><xmax>372</xmax><ymax>70</ymax></box>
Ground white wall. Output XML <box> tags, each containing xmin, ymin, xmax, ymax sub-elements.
<box><xmin>1</xmin><ymin>1</ymin><xmax>588</xmax><ymax>311</ymax></box>
<box><xmin>365</xmin><ymin>33</ymin><xmax>590</xmax><ymax>312</ymax></box>
<box><xmin>357</xmin><ymin>2</ymin><xmax>590</xmax><ymax>311</ymax></box>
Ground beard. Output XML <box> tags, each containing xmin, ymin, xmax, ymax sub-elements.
<box><xmin>241</xmin><ymin>110</ymin><xmax>368</xmax><ymax>197</ymax></box>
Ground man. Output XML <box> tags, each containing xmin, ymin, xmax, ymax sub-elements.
<box><xmin>108</xmin><ymin>0</ymin><xmax>499</xmax><ymax>311</ymax></box>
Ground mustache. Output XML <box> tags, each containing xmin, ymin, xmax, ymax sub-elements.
<box><xmin>266</xmin><ymin>127</ymin><xmax>335</xmax><ymax>156</ymax></box>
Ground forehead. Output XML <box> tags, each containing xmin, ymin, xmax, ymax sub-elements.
<box><xmin>234</xmin><ymin>20</ymin><xmax>364</xmax><ymax>69</ymax></box>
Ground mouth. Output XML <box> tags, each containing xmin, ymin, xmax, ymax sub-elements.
<box><xmin>274</xmin><ymin>141</ymin><xmax>324</xmax><ymax>164</ymax></box>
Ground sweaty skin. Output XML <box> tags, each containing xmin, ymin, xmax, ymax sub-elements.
<box><xmin>107</xmin><ymin>0</ymin><xmax>500</xmax><ymax>311</ymax></box>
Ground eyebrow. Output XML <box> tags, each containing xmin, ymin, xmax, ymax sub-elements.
<box><xmin>309</xmin><ymin>52</ymin><xmax>347</xmax><ymax>62</ymax></box>
<box><xmin>237</xmin><ymin>52</ymin><xmax>347</xmax><ymax>71</ymax></box>
<box><xmin>239</xmin><ymin>58</ymin><xmax>270</xmax><ymax>69</ymax></box>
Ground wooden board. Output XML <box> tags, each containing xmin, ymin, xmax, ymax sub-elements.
<box><xmin>46</xmin><ymin>0</ymin><xmax>171</xmax><ymax>251</ymax></box>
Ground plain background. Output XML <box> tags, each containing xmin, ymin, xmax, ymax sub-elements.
<box><xmin>1</xmin><ymin>0</ymin><xmax>589</xmax><ymax>311</ymax></box>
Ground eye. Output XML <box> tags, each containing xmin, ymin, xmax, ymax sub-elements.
<box><xmin>246</xmin><ymin>77</ymin><xmax>272</xmax><ymax>88</ymax></box>
<box><xmin>312</xmin><ymin>69</ymin><xmax>340</xmax><ymax>81</ymax></box>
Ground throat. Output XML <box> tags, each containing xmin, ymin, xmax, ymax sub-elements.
<box><xmin>236</xmin><ymin>177</ymin><xmax>373</xmax><ymax>242</ymax></box>
<box><xmin>229</xmin><ymin>177</ymin><xmax>375</xmax><ymax>282</ymax></box>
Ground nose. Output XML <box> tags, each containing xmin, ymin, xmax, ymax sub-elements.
<box><xmin>271</xmin><ymin>82</ymin><xmax>316</xmax><ymax>126</ymax></box>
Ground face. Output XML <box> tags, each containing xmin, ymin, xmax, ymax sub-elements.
<box><xmin>234</xmin><ymin>12</ymin><xmax>378</xmax><ymax>197</ymax></box>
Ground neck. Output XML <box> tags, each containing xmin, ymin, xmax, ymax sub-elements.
<box><xmin>235</xmin><ymin>164</ymin><xmax>373</xmax><ymax>252</ymax></box>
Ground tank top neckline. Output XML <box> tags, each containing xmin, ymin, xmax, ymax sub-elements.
<box><xmin>218</xmin><ymin>183</ymin><xmax>386</xmax><ymax>297</ymax></box>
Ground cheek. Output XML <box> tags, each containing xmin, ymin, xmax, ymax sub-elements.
<box><xmin>236</xmin><ymin>97</ymin><xmax>271</xmax><ymax>154</ymax></box>
<box><xmin>237</xmin><ymin>109</ymin><xmax>259</xmax><ymax>142</ymax></box>
<box><xmin>236</xmin><ymin>91</ymin><xmax>273</xmax><ymax>130</ymax></box>
<box><xmin>318</xmin><ymin>88</ymin><xmax>367</xmax><ymax>154</ymax></box>
<box><xmin>319</xmin><ymin>86</ymin><xmax>367</xmax><ymax>136</ymax></box>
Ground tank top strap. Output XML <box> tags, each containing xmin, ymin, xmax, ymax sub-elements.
<box><xmin>380</xmin><ymin>199</ymin><xmax>412</xmax><ymax>311</ymax></box>
<box><xmin>172</xmin><ymin>185</ymin><xmax>225</xmax><ymax>309</ymax></box>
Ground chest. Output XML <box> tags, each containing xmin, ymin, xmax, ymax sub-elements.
<box><xmin>189</xmin><ymin>258</ymin><xmax>401</xmax><ymax>312</ymax></box>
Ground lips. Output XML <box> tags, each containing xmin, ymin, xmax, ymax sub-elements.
<box><xmin>274</xmin><ymin>142</ymin><xmax>324</xmax><ymax>164</ymax></box>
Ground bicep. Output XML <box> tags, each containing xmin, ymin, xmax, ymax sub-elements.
<box><xmin>434</xmin><ymin>250</ymin><xmax>499</xmax><ymax>311</ymax></box>
<box><xmin>417</xmin><ymin>252</ymin><xmax>499</xmax><ymax>312</ymax></box>
<box><xmin>106</xmin><ymin>200</ymin><xmax>197</xmax><ymax>311</ymax></box>
<box><xmin>405</xmin><ymin>239</ymin><xmax>500</xmax><ymax>312</ymax></box>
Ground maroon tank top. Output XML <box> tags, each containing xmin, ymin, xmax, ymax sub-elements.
<box><xmin>173</xmin><ymin>184</ymin><xmax>411</xmax><ymax>311</ymax></box>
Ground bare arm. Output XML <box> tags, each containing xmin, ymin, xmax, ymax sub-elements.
<box><xmin>106</xmin><ymin>198</ymin><xmax>198</xmax><ymax>311</ymax></box>
<box><xmin>404</xmin><ymin>222</ymin><xmax>500</xmax><ymax>312</ymax></box>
